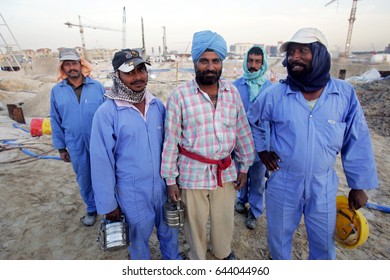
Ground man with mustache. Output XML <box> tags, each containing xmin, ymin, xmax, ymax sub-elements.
<box><xmin>247</xmin><ymin>28</ymin><xmax>378</xmax><ymax>259</ymax></box>
<box><xmin>161</xmin><ymin>30</ymin><xmax>255</xmax><ymax>260</ymax></box>
<box><xmin>50</xmin><ymin>48</ymin><xmax>105</xmax><ymax>226</ymax></box>
<box><xmin>89</xmin><ymin>49</ymin><xmax>181</xmax><ymax>260</ymax></box>
<box><xmin>233</xmin><ymin>46</ymin><xmax>272</xmax><ymax>230</ymax></box>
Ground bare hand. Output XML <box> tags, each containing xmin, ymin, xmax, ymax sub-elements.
<box><xmin>233</xmin><ymin>172</ymin><xmax>247</xmax><ymax>191</ymax></box>
<box><xmin>348</xmin><ymin>189</ymin><xmax>368</xmax><ymax>210</ymax></box>
<box><xmin>259</xmin><ymin>151</ymin><xmax>281</xmax><ymax>171</ymax></box>
<box><xmin>60</xmin><ymin>150</ymin><xmax>71</xmax><ymax>162</ymax></box>
<box><xmin>105</xmin><ymin>207</ymin><xmax>121</xmax><ymax>221</ymax></box>
<box><xmin>167</xmin><ymin>184</ymin><xmax>181</xmax><ymax>202</ymax></box>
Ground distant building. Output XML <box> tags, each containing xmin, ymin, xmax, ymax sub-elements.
<box><xmin>370</xmin><ymin>54</ymin><xmax>390</xmax><ymax>64</ymax></box>
<box><xmin>87</xmin><ymin>48</ymin><xmax>114</xmax><ymax>62</ymax></box>
<box><xmin>230</xmin><ymin>43</ymin><xmax>254</xmax><ymax>56</ymax></box>
<box><xmin>24</xmin><ymin>49</ymin><xmax>35</xmax><ymax>59</ymax></box>
<box><xmin>36</xmin><ymin>48</ymin><xmax>53</xmax><ymax>58</ymax></box>
<box><xmin>266</xmin><ymin>45</ymin><xmax>278</xmax><ymax>57</ymax></box>
<box><xmin>385</xmin><ymin>44</ymin><xmax>390</xmax><ymax>54</ymax></box>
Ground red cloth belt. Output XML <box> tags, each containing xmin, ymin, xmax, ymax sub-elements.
<box><xmin>178</xmin><ymin>145</ymin><xmax>232</xmax><ymax>187</ymax></box>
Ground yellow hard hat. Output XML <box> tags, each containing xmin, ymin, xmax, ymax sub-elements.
<box><xmin>334</xmin><ymin>196</ymin><xmax>369</xmax><ymax>249</ymax></box>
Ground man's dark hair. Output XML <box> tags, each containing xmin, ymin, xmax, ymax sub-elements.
<box><xmin>248</xmin><ymin>46</ymin><xmax>264</xmax><ymax>56</ymax></box>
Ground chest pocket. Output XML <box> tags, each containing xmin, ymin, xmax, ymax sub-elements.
<box><xmin>221</xmin><ymin>102</ymin><xmax>237</xmax><ymax>128</ymax></box>
<box><xmin>324</xmin><ymin>119</ymin><xmax>346</xmax><ymax>152</ymax></box>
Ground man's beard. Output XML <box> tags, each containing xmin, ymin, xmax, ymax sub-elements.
<box><xmin>195</xmin><ymin>69</ymin><xmax>222</xmax><ymax>85</ymax></box>
<box><xmin>287</xmin><ymin>62</ymin><xmax>312</xmax><ymax>80</ymax></box>
<box><xmin>66</xmin><ymin>69</ymin><xmax>81</xmax><ymax>80</ymax></box>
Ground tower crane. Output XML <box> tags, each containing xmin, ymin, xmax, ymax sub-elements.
<box><xmin>65</xmin><ymin>15</ymin><xmax>123</xmax><ymax>59</ymax></box>
<box><xmin>325</xmin><ymin>0</ymin><xmax>359</xmax><ymax>58</ymax></box>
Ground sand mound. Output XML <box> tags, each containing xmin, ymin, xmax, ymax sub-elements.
<box><xmin>354</xmin><ymin>78</ymin><xmax>390</xmax><ymax>137</ymax></box>
<box><xmin>0</xmin><ymin>77</ymin><xmax>43</xmax><ymax>92</ymax></box>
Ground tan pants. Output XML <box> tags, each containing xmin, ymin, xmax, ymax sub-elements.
<box><xmin>181</xmin><ymin>181</ymin><xmax>236</xmax><ymax>260</ymax></box>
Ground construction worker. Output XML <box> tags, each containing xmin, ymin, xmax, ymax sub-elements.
<box><xmin>90</xmin><ymin>49</ymin><xmax>181</xmax><ymax>260</ymax></box>
<box><xmin>50</xmin><ymin>48</ymin><xmax>105</xmax><ymax>227</ymax></box>
<box><xmin>233</xmin><ymin>46</ymin><xmax>272</xmax><ymax>230</ymax></box>
<box><xmin>247</xmin><ymin>27</ymin><xmax>378</xmax><ymax>259</ymax></box>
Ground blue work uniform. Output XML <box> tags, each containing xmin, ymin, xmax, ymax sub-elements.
<box><xmin>90</xmin><ymin>94</ymin><xmax>181</xmax><ymax>260</ymax></box>
<box><xmin>50</xmin><ymin>76</ymin><xmax>105</xmax><ymax>213</ymax></box>
<box><xmin>247</xmin><ymin>78</ymin><xmax>378</xmax><ymax>259</ymax></box>
<box><xmin>233</xmin><ymin>78</ymin><xmax>272</xmax><ymax>219</ymax></box>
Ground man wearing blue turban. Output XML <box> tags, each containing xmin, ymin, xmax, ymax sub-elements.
<box><xmin>162</xmin><ymin>30</ymin><xmax>255</xmax><ymax>260</ymax></box>
<box><xmin>191</xmin><ymin>30</ymin><xmax>227</xmax><ymax>62</ymax></box>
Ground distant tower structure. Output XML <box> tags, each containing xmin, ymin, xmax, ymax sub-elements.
<box><xmin>78</xmin><ymin>15</ymin><xmax>87</xmax><ymax>59</ymax></box>
<box><xmin>0</xmin><ymin>13</ymin><xmax>25</xmax><ymax>71</ymax></box>
<box><xmin>325</xmin><ymin>0</ymin><xmax>360</xmax><ymax>58</ymax></box>
<box><xmin>344</xmin><ymin>0</ymin><xmax>359</xmax><ymax>57</ymax></box>
<box><xmin>162</xmin><ymin>26</ymin><xmax>168</xmax><ymax>57</ymax></box>
<box><xmin>122</xmin><ymin>7</ymin><xmax>126</xmax><ymax>49</ymax></box>
<box><xmin>141</xmin><ymin>17</ymin><xmax>145</xmax><ymax>55</ymax></box>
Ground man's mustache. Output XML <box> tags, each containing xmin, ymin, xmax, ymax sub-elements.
<box><xmin>203</xmin><ymin>70</ymin><xmax>217</xmax><ymax>75</ymax></box>
<box><xmin>130</xmin><ymin>79</ymin><xmax>146</xmax><ymax>85</ymax></box>
<box><xmin>290</xmin><ymin>62</ymin><xmax>306</xmax><ymax>68</ymax></box>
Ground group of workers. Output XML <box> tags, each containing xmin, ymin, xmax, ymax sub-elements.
<box><xmin>50</xmin><ymin>27</ymin><xmax>378</xmax><ymax>260</ymax></box>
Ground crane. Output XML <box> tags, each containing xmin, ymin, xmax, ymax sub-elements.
<box><xmin>325</xmin><ymin>0</ymin><xmax>359</xmax><ymax>58</ymax></box>
<box><xmin>65</xmin><ymin>15</ymin><xmax>123</xmax><ymax>59</ymax></box>
<box><xmin>162</xmin><ymin>26</ymin><xmax>168</xmax><ymax>57</ymax></box>
<box><xmin>0</xmin><ymin>13</ymin><xmax>25</xmax><ymax>71</ymax></box>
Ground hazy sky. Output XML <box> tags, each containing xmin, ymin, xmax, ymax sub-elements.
<box><xmin>1</xmin><ymin>0</ymin><xmax>389</xmax><ymax>54</ymax></box>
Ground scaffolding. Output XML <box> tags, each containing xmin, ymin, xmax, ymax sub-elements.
<box><xmin>0</xmin><ymin>12</ymin><xmax>25</xmax><ymax>71</ymax></box>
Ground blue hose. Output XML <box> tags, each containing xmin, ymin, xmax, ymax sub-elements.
<box><xmin>366</xmin><ymin>202</ymin><xmax>390</xmax><ymax>213</ymax></box>
<box><xmin>20</xmin><ymin>148</ymin><xmax>61</xmax><ymax>160</ymax></box>
<box><xmin>1</xmin><ymin>139</ymin><xmax>61</xmax><ymax>161</ymax></box>
<box><xmin>1</xmin><ymin>139</ymin><xmax>18</xmax><ymax>144</ymax></box>
<box><xmin>12</xmin><ymin>122</ymin><xmax>30</xmax><ymax>133</ymax></box>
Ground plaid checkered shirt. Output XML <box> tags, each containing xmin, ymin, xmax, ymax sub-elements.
<box><xmin>161</xmin><ymin>78</ymin><xmax>255</xmax><ymax>190</ymax></box>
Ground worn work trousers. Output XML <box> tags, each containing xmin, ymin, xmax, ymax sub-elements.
<box><xmin>181</xmin><ymin>181</ymin><xmax>236</xmax><ymax>260</ymax></box>
<box><xmin>266</xmin><ymin>168</ymin><xmax>337</xmax><ymax>260</ymax></box>
<box><xmin>70</xmin><ymin>150</ymin><xmax>96</xmax><ymax>214</ymax></box>
<box><xmin>236</xmin><ymin>160</ymin><xmax>267</xmax><ymax>218</ymax></box>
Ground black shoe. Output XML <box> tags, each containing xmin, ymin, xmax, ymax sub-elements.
<box><xmin>246</xmin><ymin>210</ymin><xmax>256</xmax><ymax>230</ymax></box>
<box><xmin>235</xmin><ymin>202</ymin><xmax>246</xmax><ymax>214</ymax></box>
<box><xmin>223</xmin><ymin>251</ymin><xmax>237</xmax><ymax>260</ymax></box>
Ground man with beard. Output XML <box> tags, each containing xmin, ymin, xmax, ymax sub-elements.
<box><xmin>161</xmin><ymin>30</ymin><xmax>255</xmax><ymax>260</ymax></box>
<box><xmin>50</xmin><ymin>48</ymin><xmax>105</xmax><ymax>226</ymax></box>
<box><xmin>233</xmin><ymin>46</ymin><xmax>272</xmax><ymax>230</ymax></box>
<box><xmin>89</xmin><ymin>49</ymin><xmax>181</xmax><ymax>260</ymax></box>
<box><xmin>247</xmin><ymin>28</ymin><xmax>378</xmax><ymax>259</ymax></box>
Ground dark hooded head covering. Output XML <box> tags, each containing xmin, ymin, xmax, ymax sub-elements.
<box><xmin>280</xmin><ymin>28</ymin><xmax>331</xmax><ymax>92</ymax></box>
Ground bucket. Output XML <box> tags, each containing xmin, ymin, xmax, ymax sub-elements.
<box><xmin>30</xmin><ymin>118</ymin><xmax>51</xmax><ymax>137</ymax></box>
<box><xmin>163</xmin><ymin>200</ymin><xmax>185</xmax><ymax>228</ymax></box>
<box><xmin>96</xmin><ymin>215</ymin><xmax>130</xmax><ymax>252</ymax></box>
<box><xmin>41</xmin><ymin>118</ymin><xmax>52</xmax><ymax>135</ymax></box>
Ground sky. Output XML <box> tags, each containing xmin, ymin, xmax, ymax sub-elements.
<box><xmin>1</xmin><ymin>0</ymin><xmax>390</xmax><ymax>55</ymax></box>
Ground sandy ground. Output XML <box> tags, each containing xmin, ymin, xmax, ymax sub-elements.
<box><xmin>0</xmin><ymin>60</ymin><xmax>389</xmax><ymax>260</ymax></box>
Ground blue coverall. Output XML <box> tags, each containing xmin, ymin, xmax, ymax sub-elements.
<box><xmin>50</xmin><ymin>77</ymin><xmax>105</xmax><ymax>214</ymax></box>
<box><xmin>90</xmin><ymin>97</ymin><xmax>181</xmax><ymax>260</ymax></box>
<box><xmin>247</xmin><ymin>78</ymin><xmax>378</xmax><ymax>259</ymax></box>
<box><xmin>233</xmin><ymin>78</ymin><xmax>272</xmax><ymax>219</ymax></box>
